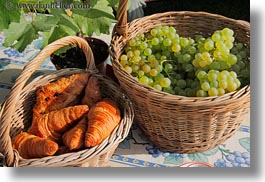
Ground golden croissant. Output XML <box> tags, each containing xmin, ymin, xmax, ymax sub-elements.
<box><xmin>33</xmin><ymin>72</ymin><xmax>90</xmax><ymax>117</ymax></box>
<box><xmin>28</xmin><ymin>105</ymin><xmax>89</xmax><ymax>143</ymax></box>
<box><xmin>62</xmin><ymin>116</ymin><xmax>87</xmax><ymax>150</ymax></box>
<box><xmin>13</xmin><ymin>132</ymin><xmax>58</xmax><ymax>159</ymax></box>
<box><xmin>85</xmin><ymin>98</ymin><xmax>121</xmax><ymax>147</ymax></box>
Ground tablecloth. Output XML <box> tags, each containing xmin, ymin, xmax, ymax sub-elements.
<box><xmin>0</xmin><ymin>31</ymin><xmax>250</xmax><ymax>168</ymax></box>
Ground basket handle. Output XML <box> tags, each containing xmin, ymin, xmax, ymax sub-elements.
<box><xmin>115</xmin><ymin>0</ymin><xmax>129</xmax><ymax>37</ymax></box>
<box><xmin>0</xmin><ymin>36</ymin><xmax>95</xmax><ymax>166</ymax></box>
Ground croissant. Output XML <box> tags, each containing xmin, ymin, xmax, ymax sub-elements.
<box><xmin>29</xmin><ymin>105</ymin><xmax>89</xmax><ymax>143</ymax></box>
<box><xmin>85</xmin><ymin>98</ymin><xmax>121</xmax><ymax>147</ymax></box>
<box><xmin>33</xmin><ymin>72</ymin><xmax>90</xmax><ymax>117</ymax></box>
<box><xmin>62</xmin><ymin>116</ymin><xmax>87</xmax><ymax>150</ymax></box>
<box><xmin>81</xmin><ymin>75</ymin><xmax>102</xmax><ymax>107</ymax></box>
<box><xmin>13</xmin><ymin>132</ymin><xmax>58</xmax><ymax>159</ymax></box>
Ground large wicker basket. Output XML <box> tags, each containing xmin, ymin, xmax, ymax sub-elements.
<box><xmin>0</xmin><ymin>36</ymin><xmax>134</xmax><ymax>167</ymax></box>
<box><xmin>109</xmin><ymin>0</ymin><xmax>250</xmax><ymax>153</ymax></box>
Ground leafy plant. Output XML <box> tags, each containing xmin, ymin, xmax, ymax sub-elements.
<box><xmin>0</xmin><ymin>0</ymin><xmax>117</xmax><ymax>53</ymax></box>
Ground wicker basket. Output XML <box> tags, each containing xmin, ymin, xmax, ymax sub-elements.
<box><xmin>0</xmin><ymin>36</ymin><xmax>134</xmax><ymax>167</ymax></box>
<box><xmin>109</xmin><ymin>0</ymin><xmax>250</xmax><ymax>153</ymax></box>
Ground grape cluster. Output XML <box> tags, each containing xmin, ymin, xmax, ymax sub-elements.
<box><xmin>119</xmin><ymin>25</ymin><xmax>250</xmax><ymax>97</ymax></box>
<box><xmin>214</xmin><ymin>151</ymin><xmax>250</xmax><ymax>167</ymax></box>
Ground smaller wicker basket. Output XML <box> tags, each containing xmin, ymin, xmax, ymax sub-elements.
<box><xmin>0</xmin><ymin>36</ymin><xmax>134</xmax><ymax>167</ymax></box>
<box><xmin>109</xmin><ymin>0</ymin><xmax>250</xmax><ymax>153</ymax></box>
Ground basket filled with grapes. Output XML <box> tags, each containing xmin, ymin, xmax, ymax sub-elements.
<box><xmin>109</xmin><ymin>0</ymin><xmax>250</xmax><ymax>153</ymax></box>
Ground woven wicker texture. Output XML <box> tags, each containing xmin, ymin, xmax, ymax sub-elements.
<box><xmin>109</xmin><ymin>0</ymin><xmax>250</xmax><ymax>153</ymax></box>
<box><xmin>0</xmin><ymin>36</ymin><xmax>134</xmax><ymax>167</ymax></box>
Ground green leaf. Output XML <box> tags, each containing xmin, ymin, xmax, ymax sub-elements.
<box><xmin>3</xmin><ymin>17</ymin><xmax>28</xmax><ymax>47</ymax></box>
<box><xmin>201</xmin><ymin>146</ymin><xmax>219</xmax><ymax>156</ymax></box>
<box><xmin>13</xmin><ymin>23</ymin><xmax>38</xmax><ymax>51</ymax></box>
<box><xmin>188</xmin><ymin>153</ymin><xmax>208</xmax><ymax>163</ymax></box>
<box><xmin>32</xmin><ymin>14</ymin><xmax>59</xmax><ymax>32</ymax></box>
<box><xmin>239</xmin><ymin>137</ymin><xmax>250</xmax><ymax>152</ymax></box>
<box><xmin>49</xmin><ymin>9</ymin><xmax>80</xmax><ymax>33</ymax></box>
<box><xmin>72</xmin><ymin>0</ymin><xmax>115</xmax><ymax>36</ymax></box>
<box><xmin>107</xmin><ymin>0</ymin><xmax>119</xmax><ymax>11</ymax></box>
<box><xmin>164</xmin><ymin>155</ymin><xmax>184</xmax><ymax>165</ymax></box>
<box><xmin>0</xmin><ymin>0</ymin><xmax>21</xmax><ymax>31</ymax></box>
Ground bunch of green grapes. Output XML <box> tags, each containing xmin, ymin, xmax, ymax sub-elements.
<box><xmin>119</xmin><ymin>25</ymin><xmax>250</xmax><ymax>97</ymax></box>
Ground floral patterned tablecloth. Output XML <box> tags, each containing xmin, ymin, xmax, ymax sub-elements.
<box><xmin>0</xmin><ymin>32</ymin><xmax>250</xmax><ymax>168</ymax></box>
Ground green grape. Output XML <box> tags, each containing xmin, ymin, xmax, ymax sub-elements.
<box><xmin>150</xmin><ymin>28</ymin><xmax>158</xmax><ymax>36</ymax></box>
<box><xmin>210</xmin><ymin>62</ymin><xmax>221</xmax><ymax>70</ymax></box>
<box><xmin>153</xmin><ymin>84</ymin><xmax>162</xmax><ymax>91</ymax></box>
<box><xmin>204</xmin><ymin>39</ymin><xmax>215</xmax><ymax>51</ymax></box>
<box><xmin>199</xmin><ymin>60</ymin><xmax>208</xmax><ymax>68</ymax></box>
<box><xmin>227</xmin><ymin>82</ymin><xmax>238</xmax><ymax>92</ymax></box>
<box><xmin>180</xmin><ymin>37</ymin><xmax>189</xmax><ymax>47</ymax></box>
<box><xmin>231</xmin><ymin>64</ymin><xmax>241</xmax><ymax>73</ymax></box>
<box><xmin>142</xmin><ymin>64</ymin><xmax>151</xmax><ymax>73</ymax></box>
<box><xmin>150</xmin><ymin>59</ymin><xmax>159</xmax><ymax>68</ymax></box>
<box><xmin>230</xmin><ymin>71</ymin><xmax>237</xmax><ymax>79</ymax></box>
<box><xmin>165</xmin><ymin>63</ymin><xmax>173</xmax><ymax>72</ymax></box>
<box><xmin>155</xmin><ymin>52</ymin><xmax>162</xmax><ymax>60</ymax></box>
<box><xmin>120</xmin><ymin>58</ymin><xmax>128</xmax><ymax>67</ymax></box>
<box><xmin>192</xmin><ymin>59</ymin><xmax>200</xmax><ymax>68</ymax></box>
<box><xmin>212</xmin><ymin>31</ymin><xmax>221</xmax><ymax>42</ymax></box>
<box><xmin>219</xmin><ymin>80</ymin><xmax>228</xmax><ymax>89</ymax></box>
<box><xmin>201</xmin><ymin>81</ymin><xmax>210</xmax><ymax>91</ymax></box>
<box><xmin>236</xmin><ymin>43</ymin><xmax>244</xmax><ymax>50</ymax></box>
<box><xmin>162</xmin><ymin>26</ymin><xmax>169</xmax><ymax>34</ymax></box>
<box><xmin>163</xmin><ymin>38</ymin><xmax>172</xmax><ymax>47</ymax></box>
<box><xmin>160</xmin><ymin>77</ymin><xmax>171</xmax><ymax>88</ymax></box>
<box><xmin>235</xmin><ymin>78</ymin><xmax>241</xmax><ymax>88</ymax></box>
<box><xmin>139</xmin><ymin>76</ymin><xmax>150</xmax><ymax>85</ymax></box>
<box><xmin>210</xmin><ymin>80</ymin><xmax>219</xmax><ymax>88</ymax></box>
<box><xmin>148</xmin><ymin>55</ymin><xmax>156</xmax><ymax>62</ymax></box>
<box><xmin>120</xmin><ymin>54</ymin><xmax>128</xmax><ymax>61</ymax></box>
<box><xmin>239</xmin><ymin>50</ymin><xmax>247</xmax><ymax>59</ymax></box>
<box><xmin>226</xmin><ymin>54</ymin><xmax>237</xmax><ymax>65</ymax></box>
<box><xmin>150</xmin><ymin>69</ymin><xmax>158</xmax><ymax>77</ymax></box>
<box><xmin>155</xmin><ymin>73</ymin><xmax>165</xmax><ymax>82</ymax></box>
<box><xmin>216</xmin><ymin>41</ymin><xmax>229</xmax><ymax>55</ymax></box>
<box><xmin>138</xmin><ymin>70</ymin><xmax>145</xmax><ymax>77</ymax></box>
<box><xmin>213</xmin><ymin>49</ymin><xmax>222</xmax><ymax>60</ymax></box>
<box><xmin>167</xmin><ymin>31</ymin><xmax>177</xmax><ymax>40</ymax></box>
<box><xmin>207</xmin><ymin>71</ymin><xmax>218</xmax><ymax>82</ymax></box>
<box><xmin>129</xmin><ymin>39</ymin><xmax>136</xmax><ymax>47</ymax></box>
<box><xmin>221</xmin><ymin>27</ymin><xmax>234</xmax><ymax>37</ymax></box>
<box><xmin>196</xmin><ymin>90</ymin><xmax>207</xmax><ymax>97</ymax></box>
<box><xmin>225</xmin><ymin>41</ymin><xmax>233</xmax><ymax>49</ymax></box>
<box><xmin>140</xmin><ymin>42</ymin><xmax>148</xmax><ymax>50</ymax></box>
<box><xmin>208</xmin><ymin>87</ymin><xmax>218</xmax><ymax>96</ymax></box>
<box><xmin>127</xmin><ymin>50</ymin><xmax>134</xmax><ymax>58</ymax></box>
<box><xmin>183</xmin><ymin>53</ymin><xmax>192</xmax><ymax>62</ymax></box>
<box><xmin>152</xmin><ymin>37</ymin><xmax>159</xmax><ymax>46</ymax></box>
<box><xmin>217</xmin><ymin>88</ymin><xmax>225</xmax><ymax>96</ymax></box>
<box><xmin>188</xmin><ymin>46</ymin><xmax>197</xmax><ymax>54</ymax></box>
<box><xmin>171</xmin><ymin>44</ymin><xmax>181</xmax><ymax>53</ymax></box>
<box><xmin>124</xmin><ymin>66</ymin><xmax>132</xmax><ymax>74</ymax></box>
<box><xmin>169</xmin><ymin>26</ymin><xmax>176</xmax><ymax>33</ymax></box>
<box><xmin>185</xmin><ymin>64</ymin><xmax>194</xmax><ymax>72</ymax></box>
<box><xmin>131</xmin><ymin>56</ymin><xmax>141</xmax><ymax>64</ymax></box>
<box><xmin>197</xmin><ymin>70</ymin><xmax>207</xmax><ymax>80</ymax></box>
<box><xmin>144</xmin><ymin>48</ymin><xmax>152</xmax><ymax>56</ymax></box>
<box><xmin>131</xmin><ymin>64</ymin><xmax>140</xmax><ymax>72</ymax></box>
<box><xmin>177</xmin><ymin>79</ymin><xmax>186</xmax><ymax>89</ymax></box>
<box><xmin>191</xmin><ymin>80</ymin><xmax>200</xmax><ymax>89</ymax></box>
